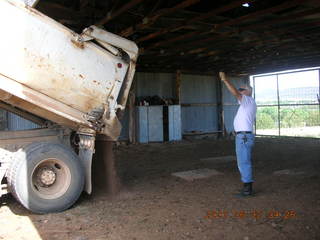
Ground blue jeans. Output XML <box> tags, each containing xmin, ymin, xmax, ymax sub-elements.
<box><xmin>235</xmin><ymin>133</ymin><xmax>255</xmax><ymax>183</ymax></box>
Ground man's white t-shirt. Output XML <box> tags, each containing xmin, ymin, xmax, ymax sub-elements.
<box><xmin>233</xmin><ymin>95</ymin><xmax>257</xmax><ymax>132</ymax></box>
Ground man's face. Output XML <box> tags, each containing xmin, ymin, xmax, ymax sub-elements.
<box><xmin>238</xmin><ymin>86</ymin><xmax>252</xmax><ymax>96</ymax></box>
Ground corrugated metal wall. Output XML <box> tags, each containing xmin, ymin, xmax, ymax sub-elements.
<box><xmin>135</xmin><ymin>72</ymin><xmax>174</xmax><ymax>98</ymax></box>
<box><xmin>180</xmin><ymin>74</ymin><xmax>218</xmax><ymax>133</ymax></box>
<box><xmin>0</xmin><ymin>73</ymin><xmax>246</xmax><ymax>139</ymax></box>
<box><xmin>133</xmin><ymin>72</ymin><xmax>221</xmax><ymax>135</ymax></box>
<box><xmin>7</xmin><ymin>112</ymin><xmax>39</xmax><ymax>130</ymax></box>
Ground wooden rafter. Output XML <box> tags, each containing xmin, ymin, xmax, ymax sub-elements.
<box><xmin>96</xmin><ymin>0</ymin><xmax>145</xmax><ymax>26</ymax></box>
<box><xmin>196</xmin><ymin>41</ymin><xmax>320</xmax><ymax>71</ymax></box>
<box><xmin>145</xmin><ymin>0</ymin><xmax>320</xmax><ymax>54</ymax></box>
<box><xmin>137</xmin><ymin>0</ymin><xmax>256</xmax><ymax>43</ymax></box>
<box><xmin>119</xmin><ymin>0</ymin><xmax>201</xmax><ymax>37</ymax></box>
<box><xmin>144</xmin><ymin>0</ymin><xmax>309</xmax><ymax>51</ymax></box>
<box><xmin>143</xmin><ymin>30</ymin><xmax>320</xmax><ymax>71</ymax></box>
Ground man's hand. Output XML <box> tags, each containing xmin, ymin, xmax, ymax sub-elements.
<box><xmin>219</xmin><ymin>72</ymin><xmax>227</xmax><ymax>82</ymax></box>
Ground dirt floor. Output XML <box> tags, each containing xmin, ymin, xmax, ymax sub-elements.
<box><xmin>1</xmin><ymin>136</ymin><xmax>320</xmax><ymax>240</ymax></box>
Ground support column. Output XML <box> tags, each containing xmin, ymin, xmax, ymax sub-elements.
<box><xmin>175</xmin><ymin>70</ymin><xmax>181</xmax><ymax>104</ymax></box>
<box><xmin>128</xmin><ymin>90</ymin><xmax>136</xmax><ymax>144</ymax></box>
<box><xmin>216</xmin><ymin>73</ymin><xmax>226</xmax><ymax>138</ymax></box>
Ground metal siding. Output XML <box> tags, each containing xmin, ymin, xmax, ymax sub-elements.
<box><xmin>169</xmin><ymin>105</ymin><xmax>182</xmax><ymax>141</ymax></box>
<box><xmin>148</xmin><ymin>106</ymin><xmax>163</xmax><ymax>142</ymax></box>
<box><xmin>181</xmin><ymin>74</ymin><xmax>217</xmax><ymax>103</ymax></box>
<box><xmin>181</xmin><ymin>106</ymin><xmax>218</xmax><ymax>133</ymax></box>
<box><xmin>180</xmin><ymin>74</ymin><xmax>218</xmax><ymax>133</ymax></box>
<box><xmin>135</xmin><ymin>72</ymin><xmax>174</xmax><ymax>98</ymax></box>
<box><xmin>7</xmin><ymin>112</ymin><xmax>39</xmax><ymax>130</ymax></box>
<box><xmin>136</xmin><ymin>106</ymin><xmax>148</xmax><ymax>143</ymax></box>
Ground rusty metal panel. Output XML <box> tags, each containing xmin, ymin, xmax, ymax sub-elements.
<box><xmin>0</xmin><ymin>0</ymin><xmax>128</xmax><ymax>114</ymax></box>
<box><xmin>0</xmin><ymin>0</ymin><xmax>138</xmax><ymax>140</ymax></box>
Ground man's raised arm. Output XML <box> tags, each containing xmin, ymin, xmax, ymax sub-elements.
<box><xmin>219</xmin><ymin>72</ymin><xmax>242</xmax><ymax>101</ymax></box>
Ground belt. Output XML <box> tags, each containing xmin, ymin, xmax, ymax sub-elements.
<box><xmin>236</xmin><ymin>131</ymin><xmax>252</xmax><ymax>135</ymax></box>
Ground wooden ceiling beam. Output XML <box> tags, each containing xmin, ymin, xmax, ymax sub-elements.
<box><xmin>214</xmin><ymin>54</ymin><xmax>320</xmax><ymax>74</ymax></box>
<box><xmin>142</xmin><ymin>29</ymin><xmax>320</xmax><ymax>69</ymax></box>
<box><xmin>214</xmin><ymin>0</ymin><xmax>307</xmax><ymax>30</ymax></box>
<box><xmin>95</xmin><ymin>0</ymin><xmax>145</xmax><ymax>26</ymax></box>
<box><xmin>143</xmin><ymin>6</ymin><xmax>320</xmax><ymax>60</ymax></box>
<box><xmin>137</xmin><ymin>0</ymin><xmax>256</xmax><ymax>43</ymax></box>
<box><xmin>196</xmin><ymin>43</ymin><xmax>320</xmax><ymax>71</ymax></box>
<box><xmin>119</xmin><ymin>0</ymin><xmax>201</xmax><ymax>37</ymax></box>
<box><xmin>240</xmin><ymin>7</ymin><xmax>320</xmax><ymax>32</ymax></box>
<box><xmin>144</xmin><ymin>0</ymin><xmax>308</xmax><ymax>52</ymax></box>
<box><xmin>161</xmin><ymin>36</ymin><xmax>320</xmax><ymax>71</ymax></box>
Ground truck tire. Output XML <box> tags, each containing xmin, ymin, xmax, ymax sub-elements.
<box><xmin>7</xmin><ymin>142</ymin><xmax>84</xmax><ymax>213</ymax></box>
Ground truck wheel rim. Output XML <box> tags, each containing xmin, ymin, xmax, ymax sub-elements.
<box><xmin>31</xmin><ymin>158</ymin><xmax>71</xmax><ymax>199</ymax></box>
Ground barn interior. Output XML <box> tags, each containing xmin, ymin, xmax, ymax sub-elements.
<box><xmin>34</xmin><ymin>0</ymin><xmax>320</xmax><ymax>74</ymax></box>
<box><xmin>0</xmin><ymin>0</ymin><xmax>320</xmax><ymax>239</ymax></box>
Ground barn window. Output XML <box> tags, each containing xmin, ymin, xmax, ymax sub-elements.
<box><xmin>251</xmin><ymin>68</ymin><xmax>320</xmax><ymax>138</ymax></box>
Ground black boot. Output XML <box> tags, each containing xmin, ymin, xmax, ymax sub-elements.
<box><xmin>242</xmin><ymin>182</ymin><xmax>253</xmax><ymax>196</ymax></box>
<box><xmin>235</xmin><ymin>182</ymin><xmax>253</xmax><ymax>197</ymax></box>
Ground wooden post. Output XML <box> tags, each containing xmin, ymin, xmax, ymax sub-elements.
<box><xmin>128</xmin><ymin>90</ymin><xmax>136</xmax><ymax>143</ymax></box>
<box><xmin>175</xmin><ymin>70</ymin><xmax>181</xmax><ymax>104</ymax></box>
<box><xmin>216</xmin><ymin>73</ymin><xmax>225</xmax><ymax>138</ymax></box>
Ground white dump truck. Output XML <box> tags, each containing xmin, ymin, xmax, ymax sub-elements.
<box><xmin>0</xmin><ymin>0</ymin><xmax>138</xmax><ymax>213</ymax></box>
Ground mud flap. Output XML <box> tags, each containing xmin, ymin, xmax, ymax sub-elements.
<box><xmin>78</xmin><ymin>134</ymin><xmax>95</xmax><ymax>194</ymax></box>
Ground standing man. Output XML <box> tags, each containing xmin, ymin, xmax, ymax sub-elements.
<box><xmin>219</xmin><ymin>72</ymin><xmax>257</xmax><ymax>197</ymax></box>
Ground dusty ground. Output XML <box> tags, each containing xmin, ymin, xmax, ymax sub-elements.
<box><xmin>1</xmin><ymin>137</ymin><xmax>320</xmax><ymax>240</ymax></box>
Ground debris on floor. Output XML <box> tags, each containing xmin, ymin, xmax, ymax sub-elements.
<box><xmin>273</xmin><ymin>169</ymin><xmax>305</xmax><ymax>176</ymax></box>
<box><xmin>200</xmin><ymin>155</ymin><xmax>236</xmax><ymax>163</ymax></box>
<box><xmin>171</xmin><ymin>168</ymin><xmax>222</xmax><ymax>181</ymax></box>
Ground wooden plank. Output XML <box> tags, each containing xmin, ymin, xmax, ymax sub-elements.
<box><xmin>119</xmin><ymin>0</ymin><xmax>201</xmax><ymax>37</ymax></box>
<box><xmin>181</xmin><ymin>103</ymin><xmax>218</xmax><ymax>107</ymax></box>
